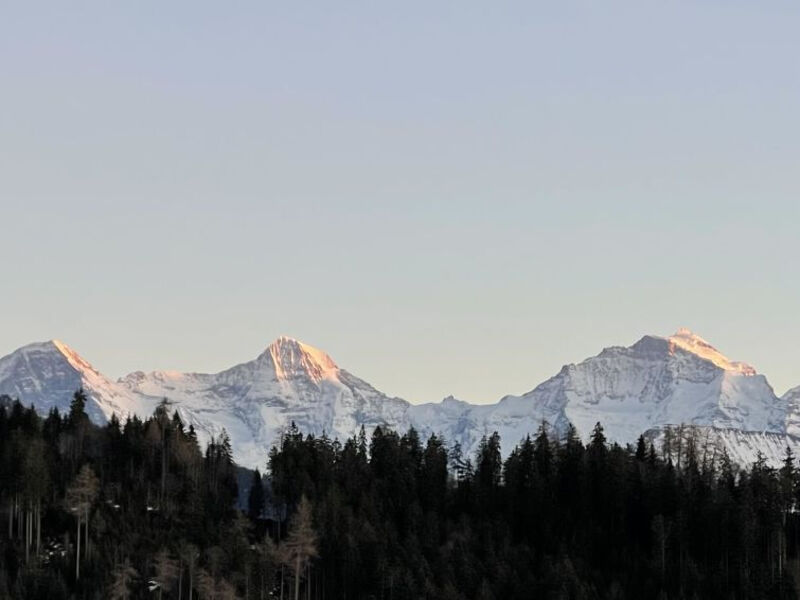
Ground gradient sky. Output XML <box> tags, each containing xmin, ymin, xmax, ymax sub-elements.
<box><xmin>1</xmin><ymin>1</ymin><xmax>799</xmax><ymax>402</ymax></box>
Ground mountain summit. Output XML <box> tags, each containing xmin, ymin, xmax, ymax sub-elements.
<box><xmin>0</xmin><ymin>340</ymin><xmax>134</xmax><ymax>423</ymax></box>
<box><xmin>0</xmin><ymin>340</ymin><xmax>82</xmax><ymax>411</ymax></box>
<box><xmin>0</xmin><ymin>331</ymin><xmax>797</xmax><ymax>468</ymax></box>
<box><xmin>264</xmin><ymin>336</ymin><xmax>339</xmax><ymax>382</ymax></box>
<box><xmin>114</xmin><ymin>337</ymin><xmax>410</xmax><ymax>467</ymax></box>
<box><xmin>666</xmin><ymin>328</ymin><xmax>756</xmax><ymax>375</ymax></box>
<box><xmin>408</xmin><ymin>329</ymin><xmax>786</xmax><ymax>463</ymax></box>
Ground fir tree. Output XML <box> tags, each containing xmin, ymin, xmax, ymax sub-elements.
<box><xmin>248</xmin><ymin>469</ymin><xmax>266</xmax><ymax>520</ymax></box>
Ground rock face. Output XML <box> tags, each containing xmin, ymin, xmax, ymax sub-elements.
<box><xmin>783</xmin><ymin>385</ymin><xmax>800</xmax><ymax>437</ymax></box>
<box><xmin>0</xmin><ymin>330</ymin><xmax>795</xmax><ymax>469</ymax></box>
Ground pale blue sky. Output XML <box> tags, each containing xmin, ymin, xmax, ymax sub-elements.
<box><xmin>1</xmin><ymin>1</ymin><xmax>798</xmax><ymax>401</ymax></box>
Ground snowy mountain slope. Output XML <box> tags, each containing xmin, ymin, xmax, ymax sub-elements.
<box><xmin>407</xmin><ymin>329</ymin><xmax>787</xmax><ymax>461</ymax></box>
<box><xmin>0</xmin><ymin>337</ymin><xmax>416</xmax><ymax>468</ymax></box>
<box><xmin>0</xmin><ymin>330</ymin><xmax>795</xmax><ymax>469</ymax></box>
<box><xmin>644</xmin><ymin>424</ymin><xmax>800</xmax><ymax>469</ymax></box>
<box><xmin>553</xmin><ymin>329</ymin><xmax>784</xmax><ymax>440</ymax></box>
<box><xmin>783</xmin><ymin>385</ymin><xmax>800</xmax><ymax>437</ymax></box>
<box><xmin>0</xmin><ymin>340</ymin><xmax>154</xmax><ymax>423</ymax></box>
<box><xmin>117</xmin><ymin>337</ymin><xmax>415</xmax><ymax>468</ymax></box>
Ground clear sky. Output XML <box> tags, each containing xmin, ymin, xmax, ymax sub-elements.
<box><xmin>1</xmin><ymin>1</ymin><xmax>798</xmax><ymax>402</ymax></box>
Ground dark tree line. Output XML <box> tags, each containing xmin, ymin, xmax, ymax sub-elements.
<box><xmin>2</xmin><ymin>390</ymin><xmax>800</xmax><ymax>599</ymax></box>
<box><xmin>267</xmin><ymin>423</ymin><xmax>800</xmax><ymax>600</ymax></box>
<box><xmin>0</xmin><ymin>392</ymin><xmax>282</xmax><ymax>599</ymax></box>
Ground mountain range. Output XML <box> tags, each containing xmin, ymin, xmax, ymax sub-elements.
<box><xmin>1</xmin><ymin>329</ymin><xmax>798</xmax><ymax>469</ymax></box>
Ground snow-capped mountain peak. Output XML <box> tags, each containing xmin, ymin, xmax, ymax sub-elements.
<box><xmin>51</xmin><ymin>339</ymin><xmax>101</xmax><ymax>375</ymax></box>
<box><xmin>1</xmin><ymin>331</ymin><xmax>798</xmax><ymax>470</ymax></box>
<box><xmin>666</xmin><ymin>328</ymin><xmax>756</xmax><ymax>375</ymax></box>
<box><xmin>264</xmin><ymin>336</ymin><xmax>339</xmax><ymax>382</ymax></box>
<box><xmin>0</xmin><ymin>339</ymin><xmax>81</xmax><ymax>383</ymax></box>
<box><xmin>0</xmin><ymin>340</ymin><xmax>131</xmax><ymax>423</ymax></box>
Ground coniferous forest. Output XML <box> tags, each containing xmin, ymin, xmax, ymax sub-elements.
<box><xmin>1</xmin><ymin>391</ymin><xmax>800</xmax><ymax>599</ymax></box>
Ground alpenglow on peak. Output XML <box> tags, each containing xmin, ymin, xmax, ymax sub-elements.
<box><xmin>265</xmin><ymin>336</ymin><xmax>339</xmax><ymax>382</ymax></box>
<box><xmin>666</xmin><ymin>328</ymin><xmax>756</xmax><ymax>375</ymax></box>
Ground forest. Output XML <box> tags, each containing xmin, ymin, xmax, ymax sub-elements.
<box><xmin>1</xmin><ymin>390</ymin><xmax>800</xmax><ymax>599</ymax></box>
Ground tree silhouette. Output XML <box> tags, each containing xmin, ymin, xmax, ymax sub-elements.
<box><xmin>248</xmin><ymin>469</ymin><xmax>266</xmax><ymax>520</ymax></box>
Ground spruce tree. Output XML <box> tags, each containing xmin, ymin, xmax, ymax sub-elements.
<box><xmin>248</xmin><ymin>469</ymin><xmax>266</xmax><ymax>520</ymax></box>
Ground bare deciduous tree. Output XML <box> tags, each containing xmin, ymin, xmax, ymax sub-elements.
<box><xmin>253</xmin><ymin>534</ymin><xmax>279</xmax><ymax>600</ymax></box>
<box><xmin>154</xmin><ymin>547</ymin><xmax>180</xmax><ymax>599</ymax></box>
<box><xmin>179</xmin><ymin>542</ymin><xmax>200</xmax><ymax>600</ymax></box>
<box><xmin>195</xmin><ymin>567</ymin><xmax>238</xmax><ymax>600</ymax></box>
<box><xmin>281</xmin><ymin>496</ymin><xmax>317</xmax><ymax>600</ymax></box>
<box><xmin>65</xmin><ymin>464</ymin><xmax>99</xmax><ymax>580</ymax></box>
<box><xmin>109</xmin><ymin>558</ymin><xmax>138</xmax><ymax>600</ymax></box>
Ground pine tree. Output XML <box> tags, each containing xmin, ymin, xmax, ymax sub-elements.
<box><xmin>357</xmin><ymin>425</ymin><xmax>368</xmax><ymax>458</ymax></box>
<box><xmin>153</xmin><ymin>399</ymin><xmax>172</xmax><ymax>507</ymax></box>
<box><xmin>635</xmin><ymin>435</ymin><xmax>647</xmax><ymax>461</ymax></box>
<box><xmin>68</xmin><ymin>389</ymin><xmax>89</xmax><ymax>427</ymax></box>
<box><xmin>533</xmin><ymin>422</ymin><xmax>554</xmax><ymax>480</ymax></box>
<box><xmin>248</xmin><ymin>469</ymin><xmax>266</xmax><ymax>520</ymax></box>
<box><xmin>475</xmin><ymin>432</ymin><xmax>502</xmax><ymax>512</ymax></box>
<box><xmin>66</xmin><ymin>390</ymin><xmax>91</xmax><ymax>470</ymax></box>
<box><xmin>589</xmin><ymin>422</ymin><xmax>607</xmax><ymax>453</ymax></box>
